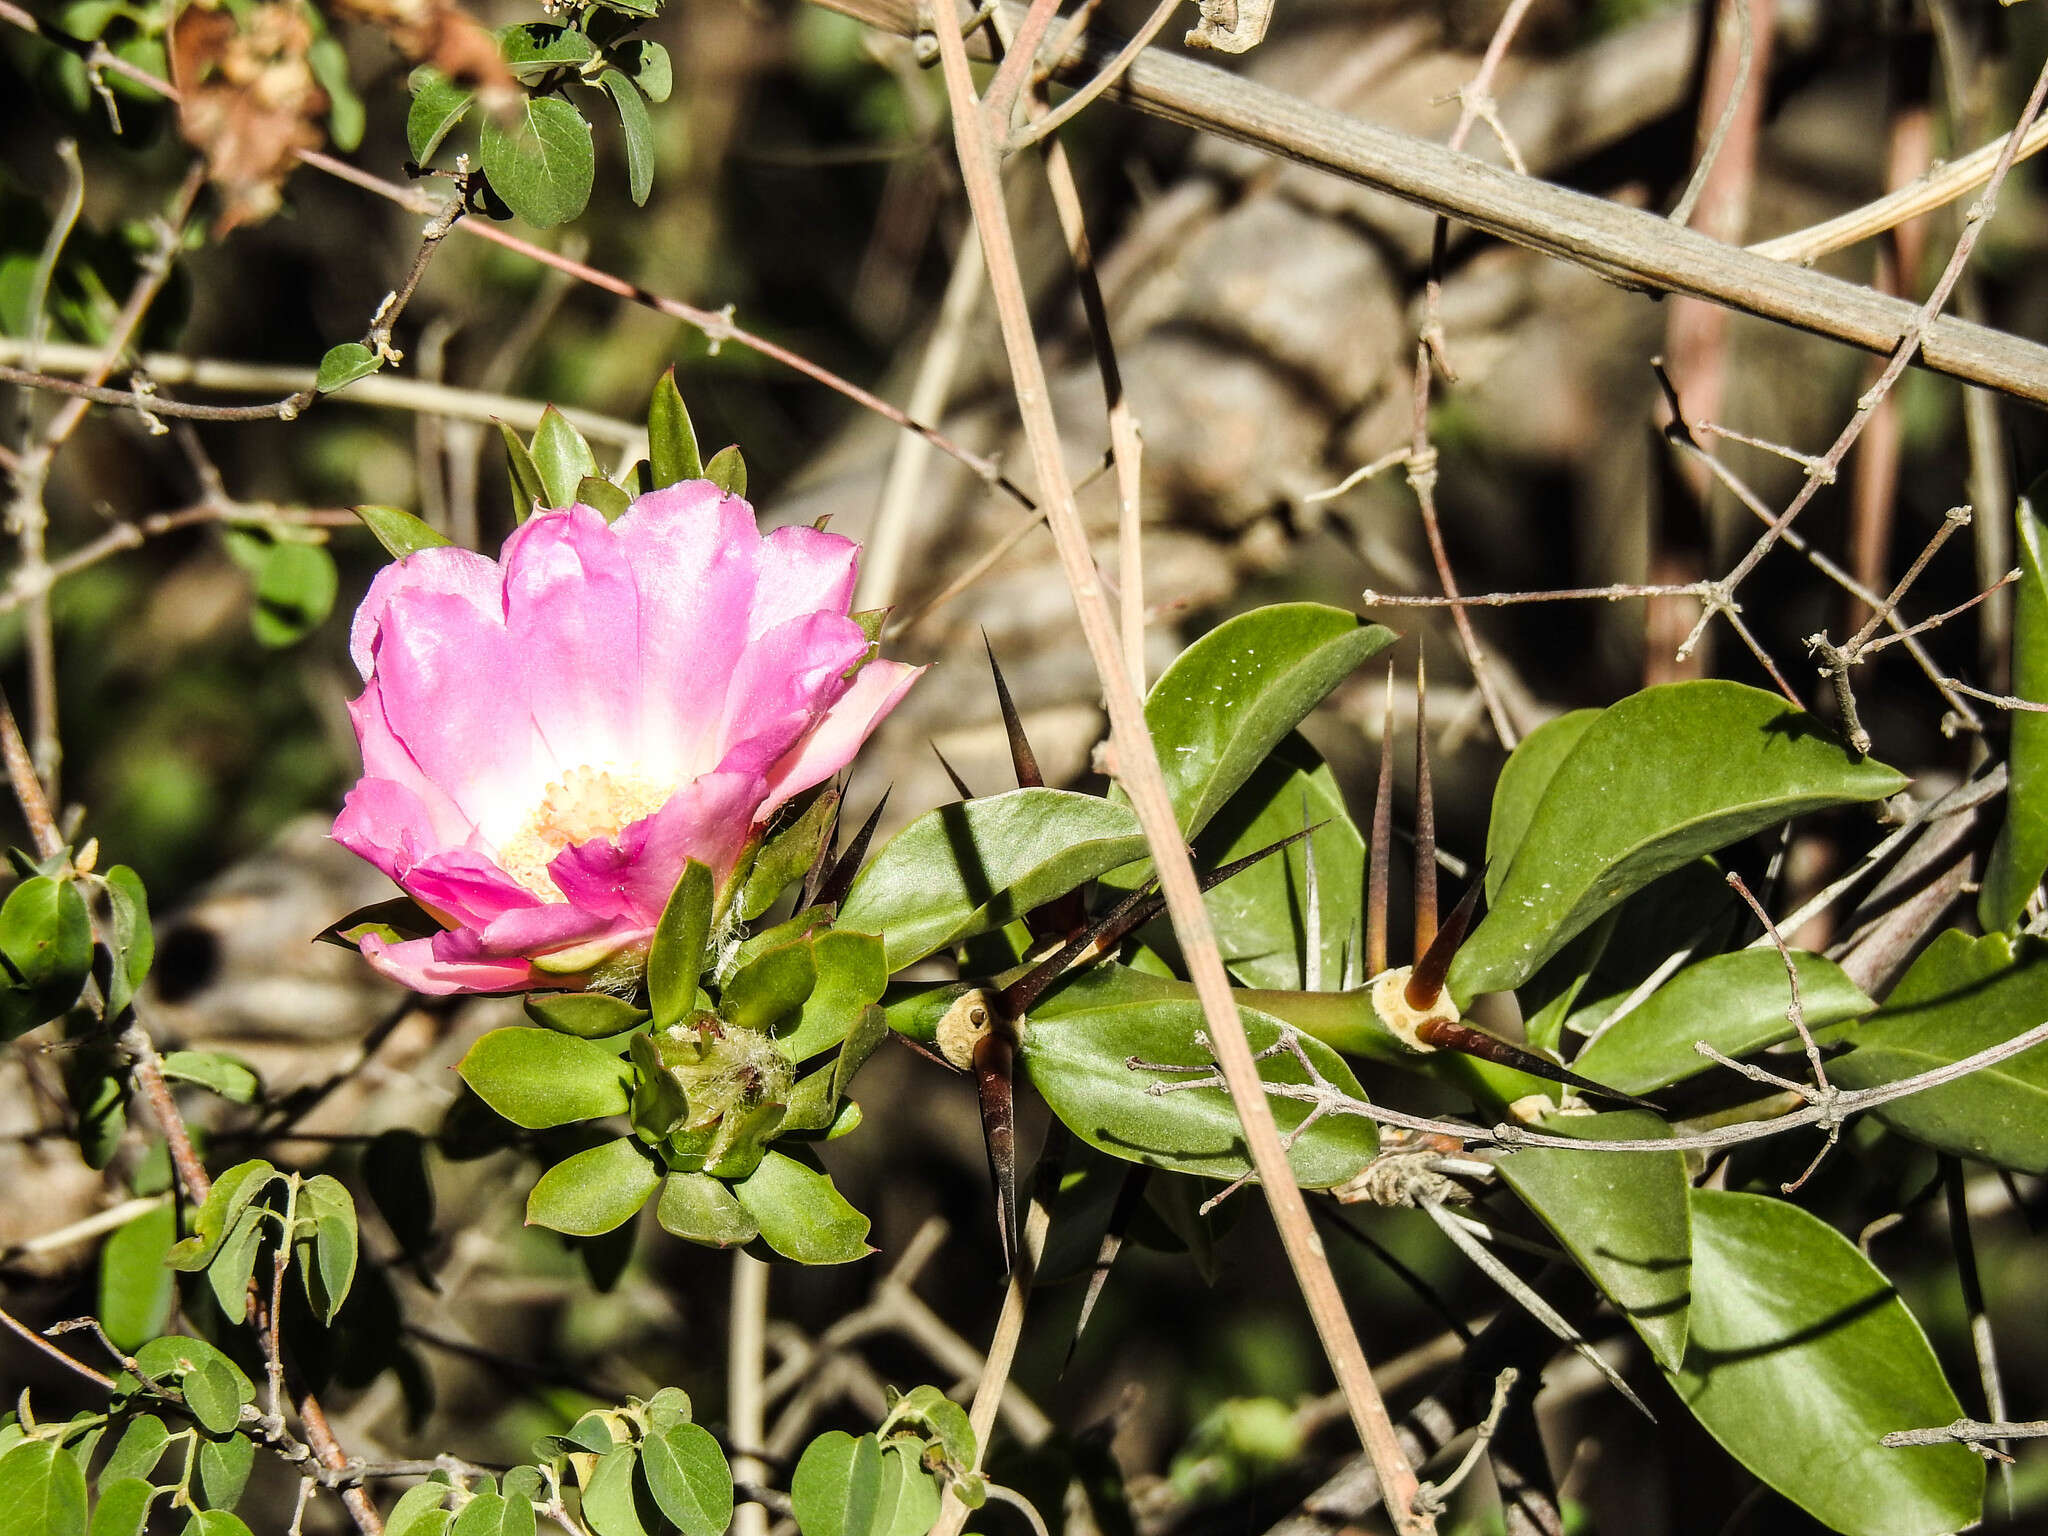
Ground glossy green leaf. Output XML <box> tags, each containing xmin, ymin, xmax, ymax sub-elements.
<box><xmin>499</xmin><ymin>21</ymin><xmax>594</xmax><ymax>76</ymax></box>
<box><xmin>207</xmin><ymin>1203</ymin><xmax>265</xmax><ymax>1323</ymax></box>
<box><xmin>777</xmin><ymin>931</ymin><xmax>886</xmax><ymax>1063</ymax></box>
<box><xmin>649</xmin><ymin>860</ymin><xmax>714</xmax><ymax>1030</ymax></box>
<box><xmin>582</xmin><ymin>1446</ymin><xmax>655</xmax><ymax>1536</ymax></box>
<box><xmin>0</xmin><ymin>1441</ymin><xmax>86</xmax><ymax>1536</ymax></box>
<box><xmin>480</xmin><ymin>96</ymin><xmax>594</xmax><ymax>228</ymax></box>
<box><xmin>314</xmin><ymin>342</ymin><xmax>379</xmax><ymax>394</ymax></box>
<box><xmin>1198</xmin><ymin>734</ymin><xmax>1362</xmax><ymax>990</ymax></box>
<box><xmin>386</xmin><ymin>1483</ymin><xmax>453</xmax><ymax>1536</ymax></box>
<box><xmin>840</xmin><ymin>790</ymin><xmax>1147</xmax><ymax>972</ymax></box>
<box><xmin>196</xmin><ymin>1433</ymin><xmax>254</xmax><ymax>1510</ymax></box>
<box><xmin>530</xmin><ymin>405</ymin><xmax>600</xmax><ymax>511</ymax></box>
<box><xmin>739</xmin><ymin>787</ymin><xmax>837</xmax><ymax>921</ymax></box>
<box><xmin>1829</xmin><ymin>930</ymin><xmax>2048</xmax><ymax>1173</ymax></box>
<box><xmin>647</xmin><ymin>368</ymin><xmax>702</xmax><ymax>488</ymax></box>
<box><xmin>295</xmin><ymin>1173</ymin><xmax>359</xmax><ymax>1323</ymax></box>
<box><xmin>576</xmin><ymin>475</ymin><xmax>632</xmax><ymax>521</ymax></box>
<box><xmin>1484</xmin><ymin>709</ymin><xmax>1598</xmax><ymax>903</ymax></box>
<box><xmin>101</xmin><ymin>1415</ymin><xmax>172</xmax><ymax>1484</ymax></box>
<box><xmin>405</xmin><ymin>68</ymin><xmax>474</xmax><ymax>162</ymax></box>
<box><xmin>526</xmin><ymin>1137</ymin><xmax>661</xmax><ymax>1236</ymax></box>
<box><xmin>526</xmin><ymin>991</ymin><xmax>650</xmax><ymax>1039</ymax></box>
<box><xmin>167</xmin><ymin>1159</ymin><xmax>277</xmax><ymax>1272</ymax></box>
<box><xmin>1982</xmin><ymin>490</ymin><xmax>2048</xmax><ymax>930</ymax></box>
<box><xmin>1452</xmin><ymin>682</ymin><xmax>1904</xmax><ymax>999</ymax></box>
<box><xmin>0</xmin><ymin>874</ymin><xmax>91</xmax><ymax>1039</ymax></box>
<box><xmin>600</xmin><ymin>72</ymin><xmax>654</xmax><ymax>206</ymax></box>
<box><xmin>656</xmin><ymin>1171</ymin><xmax>760</xmax><ymax>1248</ymax></box>
<box><xmin>98</xmin><ymin>1200</ymin><xmax>176</xmax><ymax>1349</ymax></box>
<box><xmin>1668</xmin><ymin>1190</ymin><xmax>1982</xmax><ymax>1536</ymax></box>
<box><xmin>704</xmin><ymin>445</ymin><xmax>746</xmax><ymax>498</ymax></box>
<box><xmin>88</xmin><ymin>1477</ymin><xmax>155</xmax><ymax>1536</ymax></box>
<box><xmin>251</xmin><ymin>541</ymin><xmax>337</xmax><ymax>647</ymax></box>
<box><xmin>133</xmin><ymin>1337</ymin><xmax>253</xmax><ymax>1436</ymax></box>
<box><xmin>616</xmin><ymin>38</ymin><xmax>672</xmax><ymax>101</ymax></box>
<box><xmin>733</xmin><ymin>1150</ymin><xmax>871</xmax><ymax>1264</ymax></box>
<box><xmin>1023</xmin><ymin>967</ymin><xmax>1377</xmax><ymax>1186</ymax></box>
<box><xmin>355</xmin><ymin>504</ymin><xmax>453</xmax><ymax>561</ymax></box>
<box><xmin>1143</xmin><ymin>604</ymin><xmax>1395</xmax><ymax>840</ymax></box>
<box><xmin>790</xmin><ymin>1432</ymin><xmax>934</xmax><ymax>1536</ymax></box>
<box><xmin>642</xmin><ymin>1422</ymin><xmax>734</xmax><ymax>1536</ymax></box>
<box><xmin>449</xmin><ymin>1489</ymin><xmax>535</xmax><ymax>1536</ymax></box>
<box><xmin>1497</xmin><ymin>1110</ymin><xmax>1691</xmax><ymax>1369</ymax></box>
<box><xmin>500</xmin><ymin>422</ymin><xmax>546</xmax><ymax>521</ymax></box>
<box><xmin>160</xmin><ymin>1050</ymin><xmax>261</xmax><ymax>1103</ymax></box>
<box><xmin>457</xmin><ymin>1027</ymin><xmax>633</xmax><ymax>1129</ymax></box>
<box><xmin>101</xmin><ymin>864</ymin><xmax>152</xmax><ymax>1020</ymax></box>
<box><xmin>1572</xmin><ymin>948</ymin><xmax>1873</xmax><ymax>1096</ymax></box>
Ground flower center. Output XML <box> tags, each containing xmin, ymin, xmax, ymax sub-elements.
<box><xmin>498</xmin><ymin>764</ymin><xmax>673</xmax><ymax>900</ymax></box>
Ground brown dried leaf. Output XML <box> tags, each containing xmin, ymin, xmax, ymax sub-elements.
<box><xmin>1185</xmin><ymin>0</ymin><xmax>1274</xmax><ymax>54</ymax></box>
<box><xmin>170</xmin><ymin>2</ymin><xmax>328</xmax><ymax>232</ymax></box>
<box><xmin>324</xmin><ymin>0</ymin><xmax>514</xmax><ymax>93</ymax></box>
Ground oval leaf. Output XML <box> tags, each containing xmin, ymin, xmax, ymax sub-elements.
<box><xmin>649</xmin><ymin>860</ymin><xmax>715</xmax><ymax>1029</ymax></box>
<box><xmin>526</xmin><ymin>1137</ymin><xmax>661</xmax><ymax>1236</ymax></box>
<box><xmin>458</xmin><ymin>1027</ymin><xmax>633</xmax><ymax>1129</ymax></box>
<box><xmin>97</xmin><ymin>1200</ymin><xmax>176</xmax><ymax>1350</ymax></box>
<box><xmin>355</xmin><ymin>504</ymin><xmax>453</xmax><ymax>561</ymax></box>
<box><xmin>315</xmin><ymin>342</ymin><xmax>379</xmax><ymax>394</ymax></box>
<box><xmin>0</xmin><ymin>1442</ymin><xmax>86</xmax><ymax>1536</ymax></box>
<box><xmin>732</xmin><ymin>1149</ymin><xmax>871</xmax><ymax>1264</ymax></box>
<box><xmin>479</xmin><ymin>97</ymin><xmax>595</xmax><ymax>230</ymax></box>
<box><xmin>600</xmin><ymin>71</ymin><xmax>654</xmax><ymax>206</ymax></box>
<box><xmin>656</xmin><ymin>1172</ymin><xmax>760</xmax><ymax>1249</ymax></box>
<box><xmin>406</xmin><ymin>67</ymin><xmax>474</xmax><ymax>162</ymax></box>
<box><xmin>1484</xmin><ymin>709</ymin><xmax>1598</xmax><ymax>903</ymax></box>
<box><xmin>642</xmin><ymin>1422</ymin><xmax>734</xmax><ymax>1536</ymax></box>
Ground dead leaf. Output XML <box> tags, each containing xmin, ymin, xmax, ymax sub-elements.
<box><xmin>170</xmin><ymin>1</ymin><xmax>329</xmax><ymax>233</ymax></box>
<box><xmin>1185</xmin><ymin>0</ymin><xmax>1274</xmax><ymax>54</ymax></box>
<box><xmin>324</xmin><ymin>0</ymin><xmax>514</xmax><ymax>95</ymax></box>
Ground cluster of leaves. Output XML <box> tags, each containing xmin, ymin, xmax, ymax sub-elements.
<box><xmin>788</xmin><ymin>1386</ymin><xmax>982</xmax><ymax>1536</ymax></box>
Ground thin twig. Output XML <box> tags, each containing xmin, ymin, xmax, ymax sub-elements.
<box><xmin>731</xmin><ymin>1254</ymin><xmax>772</xmax><ymax>1536</ymax></box>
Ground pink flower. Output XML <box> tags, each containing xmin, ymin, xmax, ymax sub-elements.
<box><xmin>332</xmin><ymin>483</ymin><xmax>922</xmax><ymax>994</ymax></box>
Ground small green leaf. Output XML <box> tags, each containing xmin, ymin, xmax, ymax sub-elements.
<box><xmin>207</xmin><ymin>1205</ymin><xmax>264</xmax><ymax>1323</ymax></box>
<box><xmin>160</xmin><ymin>1050</ymin><xmax>262</xmax><ymax>1104</ymax></box>
<box><xmin>1982</xmin><ymin>488</ymin><xmax>2048</xmax><ymax>930</ymax></box>
<box><xmin>581</xmin><ymin>1446</ymin><xmax>654</xmax><ymax>1536</ymax></box>
<box><xmin>739</xmin><ymin>787</ymin><xmax>839</xmax><ymax>922</ymax></box>
<box><xmin>1484</xmin><ymin>709</ymin><xmax>1599</xmax><ymax>903</ymax></box>
<box><xmin>0</xmin><ymin>874</ymin><xmax>91</xmax><ymax>1040</ymax></box>
<box><xmin>840</xmin><ymin>790</ymin><xmax>1148</xmax><ymax>972</ymax></box>
<box><xmin>704</xmin><ymin>445</ymin><xmax>747</xmax><ymax>498</ymax></box>
<box><xmin>530</xmin><ymin>405</ymin><xmax>600</xmax><ymax>511</ymax></box>
<box><xmin>641</xmin><ymin>1422</ymin><xmax>734</xmax><ymax>1536</ymax></box>
<box><xmin>457</xmin><ymin>1027</ymin><xmax>633</xmax><ymax>1128</ymax></box>
<box><xmin>791</xmin><ymin>1432</ymin><xmax>883</xmax><ymax>1536</ymax></box>
<box><xmin>649</xmin><ymin>860</ymin><xmax>715</xmax><ymax>1029</ymax></box>
<box><xmin>101</xmin><ymin>864</ymin><xmax>152</xmax><ymax>1019</ymax></box>
<box><xmin>1452</xmin><ymin>682</ymin><xmax>1905</xmax><ymax>999</ymax></box>
<box><xmin>101</xmin><ymin>1415</ymin><xmax>172</xmax><ymax>1484</ymax></box>
<box><xmin>355</xmin><ymin>504</ymin><xmax>454</xmax><ymax>561</ymax></box>
<box><xmin>576</xmin><ymin>475</ymin><xmax>632</xmax><ymax>521</ymax></box>
<box><xmin>656</xmin><ymin>1171</ymin><xmax>760</xmax><ymax>1248</ymax></box>
<box><xmin>449</xmin><ymin>1490</ymin><xmax>535</xmax><ymax>1536</ymax></box>
<box><xmin>1571</xmin><ymin>948</ymin><xmax>1872</xmax><ymax>1096</ymax></box>
<box><xmin>310</xmin><ymin>35</ymin><xmax>364</xmax><ymax>150</ymax></box>
<box><xmin>167</xmin><ymin>1159</ymin><xmax>277</xmax><ymax>1272</ymax></box>
<box><xmin>98</xmin><ymin>1201</ymin><xmax>176</xmax><ymax>1350</ymax></box>
<box><xmin>615</xmin><ymin>38</ymin><xmax>672</xmax><ymax>102</ymax></box>
<box><xmin>133</xmin><ymin>1337</ymin><xmax>253</xmax><ymax>1436</ymax></box>
<box><xmin>526</xmin><ymin>991</ymin><xmax>650</xmax><ymax>1039</ymax></box>
<box><xmin>1142</xmin><ymin>604</ymin><xmax>1396</xmax><ymax>840</ymax></box>
<box><xmin>733</xmin><ymin>1150</ymin><xmax>871</xmax><ymax>1264</ymax></box>
<box><xmin>87</xmin><ymin>1477</ymin><xmax>155</xmax><ymax>1536</ymax></box>
<box><xmin>315</xmin><ymin>342</ymin><xmax>380</xmax><ymax>395</ymax></box>
<box><xmin>600</xmin><ymin>72</ymin><xmax>655</xmax><ymax>206</ymax></box>
<box><xmin>386</xmin><ymin>1482</ymin><xmax>453</xmax><ymax>1536</ymax></box>
<box><xmin>1668</xmin><ymin>1190</ymin><xmax>1982</xmax><ymax>1536</ymax></box>
<box><xmin>406</xmin><ymin>67</ymin><xmax>475</xmax><ymax>163</ymax></box>
<box><xmin>183</xmin><ymin>1512</ymin><xmax>256</xmax><ymax>1536</ymax></box>
<box><xmin>498</xmin><ymin>21</ymin><xmax>596</xmax><ymax>77</ymax></box>
<box><xmin>499</xmin><ymin>422</ymin><xmax>546</xmax><ymax>521</ymax></box>
<box><xmin>295</xmin><ymin>1173</ymin><xmax>359</xmax><ymax>1323</ymax></box>
<box><xmin>776</xmin><ymin>931</ymin><xmax>886</xmax><ymax>1063</ymax></box>
<box><xmin>251</xmin><ymin>541</ymin><xmax>338</xmax><ymax>647</ymax></box>
<box><xmin>647</xmin><ymin>368</ymin><xmax>703</xmax><ymax>488</ymax></box>
<box><xmin>0</xmin><ymin>1442</ymin><xmax>86</xmax><ymax>1536</ymax></box>
<box><xmin>196</xmin><ymin>1433</ymin><xmax>254</xmax><ymax>1510</ymax></box>
<box><xmin>479</xmin><ymin>96</ymin><xmax>595</xmax><ymax>229</ymax></box>
<box><xmin>526</xmin><ymin>1137</ymin><xmax>661</xmax><ymax>1236</ymax></box>
<box><xmin>60</xmin><ymin>1038</ymin><xmax>124</xmax><ymax>1170</ymax></box>
<box><xmin>723</xmin><ymin>937</ymin><xmax>817</xmax><ymax>1035</ymax></box>
<box><xmin>644</xmin><ymin>1388</ymin><xmax>694</xmax><ymax>1431</ymax></box>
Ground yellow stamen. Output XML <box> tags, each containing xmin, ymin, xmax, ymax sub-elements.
<box><xmin>498</xmin><ymin>764</ymin><xmax>672</xmax><ymax>899</ymax></box>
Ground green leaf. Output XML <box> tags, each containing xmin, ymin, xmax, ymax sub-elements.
<box><xmin>1198</xmin><ymin>734</ymin><xmax>1362</xmax><ymax>990</ymax></box>
<box><xmin>251</xmin><ymin>541</ymin><xmax>337</xmax><ymax>647</ymax></box>
<box><xmin>449</xmin><ymin>1490</ymin><xmax>535</xmax><ymax>1536</ymax></box>
<box><xmin>582</xmin><ymin>1446</ymin><xmax>655</xmax><ymax>1536</ymax></box>
<box><xmin>649</xmin><ymin>860</ymin><xmax>715</xmax><ymax>1029</ymax></box>
<box><xmin>196</xmin><ymin>1433</ymin><xmax>253</xmax><ymax>1510</ymax></box>
<box><xmin>479</xmin><ymin>96</ymin><xmax>595</xmax><ymax>229</ymax></box>
<box><xmin>1496</xmin><ymin>1110</ymin><xmax>1691</xmax><ymax>1369</ymax></box>
<box><xmin>791</xmin><ymin>1432</ymin><xmax>883</xmax><ymax>1536</ymax></box>
<box><xmin>1451</xmin><ymin>682</ymin><xmax>1905</xmax><ymax>999</ymax></box>
<box><xmin>499</xmin><ymin>422</ymin><xmax>546</xmax><ymax>521</ymax></box>
<box><xmin>1829</xmin><ymin>930</ymin><xmax>2048</xmax><ymax>1173</ymax></box>
<box><xmin>386</xmin><ymin>1482</ymin><xmax>453</xmax><ymax>1536</ymax></box>
<box><xmin>314</xmin><ymin>342</ymin><xmax>380</xmax><ymax>394</ymax></box>
<box><xmin>576</xmin><ymin>475</ymin><xmax>632</xmax><ymax>521</ymax></box>
<box><xmin>101</xmin><ymin>1415</ymin><xmax>172</xmax><ymax>1484</ymax></box>
<box><xmin>498</xmin><ymin>21</ymin><xmax>596</xmax><ymax>77</ymax></box>
<box><xmin>526</xmin><ymin>1137</ymin><xmax>661</xmax><ymax>1235</ymax></box>
<box><xmin>295</xmin><ymin>1173</ymin><xmax>359</xmax><ymax>1323</ymax></box>
<box><xmin>530</xmin><ymin>405</ymin><xmax>600</xmax><ymax>511</ymax></box>
<box><xmin>101</xmin><ymin>864</ymin><xmax>152</xmax><ymax>1019</ymax></box>
<box><xmin>160</xmin><ymin>1050</ymin><xmax>262</xmax><ymax>1104</ymax></box>
<box><xmin>882</xmin><ymin>1386</ymin><xmax>973</xmax><ymax>1469</ymax></box>
<box><xmin>722</xmin><ymin>936</ymin><xmax>816</xmax><ymax>1035</ymax></box>
<box><xmin>1570</xmin><ymin>948</ymin><xmax>1872</xmax><ymax>1096</ymax></box>
<box><xmin>354</xmin><ymin>504</ymin><xmax>453</xmax><ymax>561</ymax></box>
<box><xmin>62</xmin><ymin>1043</ymin><xmax>124</xmax><ymax>1171</ymax></box>
<box><xmin>704</xmin><ymin>445</ymin><xmax>747</xmax><ymax>498</ymax></box>
<box><xmin>183</xmin><ymin>1513</ymin><xmax>255</xmax><ymax>1536</ymax></box>
<box><xmin>656</xmin><ymin>1172</ymin><xmax>760</xmax><ymax>1248</ymax></box>
<box><xmin>733</xmin><ymin>1150</ymin><xmax>871</xmax><ymax>1264</ymax></box>
<box><xmin>644</xmin><ymin>1388</ymin><xmax>694</xmax><ymax>1431</ymax></box>
<box><xmin>615</xmin><ymin>38</ymin><xmax>672</xmax><ymax>102</ymax></box>
<box><xmin>0</xmin><ymin>874</ymin><xmax>91</xmax><ymax>1039</ymax></box>
<box><xmin>526</xmin><ymin>992</ymin><xmax>650</xmax><ymax>1039</ymax></box>
<box><xmin>739</xmin><ymin>787</ymin><xmax>839</xmax><ymax>921</ymax></box>
<box><xmin>1982</xmin><ymin>489</ymin><xmax>2048</xmax><ymax>930</ymax></box>
<box><xmin>207</xmin><ymin>1205</ymin><xmax>264</xmax><ymax>1323</ymax></box>
<box><xmin>1484</xmin><ymin>709</ymin><xmax>1598</xmax><ymax>903</ymax></box>
<box><xmin>1668</xmin><ymin>1190</ymin><xmax>1982</xmax><ymax>1536</ymax></box>
<box><xmin>457</xmin><ymin>1027</ymin><xmax>633</xmax><ymax>1129</ymax></box>
<box><xmin>641</xmin><ymin>1422</ymin><xmax>734</xmax><ymax>1536</ymax></box>
<box><xmin>1022</xmin><ymin>966</ymin><xmax>1377</xmax><ymax>1186</ymax></box>
<box><xmin>133</xmin><ymin>1337</ymin><xmax>253</xmax><ymax>1436</ymax></box>
<box><xmin>647</xmin><ymin>369</ymin><xmax>703</xmax><ymax>488</ymax></box>
<box><xmin>88</xmin><ymin>1477</ymin><xmax>155</xmax><ymax>1536</ymax></box>
<box><xmin>406</xmin><ymin>67</ymin><xmax>475</xmax><ymax>163</ymax></box>
<box><xmin>98</xmin><ymin>1201</ymin><xmax>176</xmax><ymax>1350</ymax></box>
<box><xmin>840</xmin><ymin>790</ymin><xmax>1148</xmax><ymax>972</ymax></box>
<box><xmin>600</xmin><ymin>72</ymin><xmax>655</xmax><ymax>206</ymax></box>
<box><xmin>1142</xmin><ymin>604</ymin><xmax>1396</xmax><ymax>840</ymax></box>
<box><xmin>167</xmin><ymin>1159</ymin><xmax>277</xmax><ymax>1272</ymax></box>
<box><xmin>310</xmin><ymin>35</ymin><xmax>364</xmax><ymax>150</ymax></box>
<box><xmin>0</xmin><ymin>1441</ymin><xmax>86</xmax><ymax>1536</ymax></box>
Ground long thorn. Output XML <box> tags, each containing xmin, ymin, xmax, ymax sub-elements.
<box><xmin>931</xmin><ymin>742</ymin><xmax>976</xmax><ymax>800</ymax></box>
<box><xmin>1065</xmin><ymin>1167</ymin><xmax>1151</xmax><ymax>1372</ymax></box>
<box><xmin>810</xmin><ymin>788</ymin><xmax>890</xmax><ymax>909</ymax></box>
<box><xmin>974</xmin><ymin>1025</ymin><xmax>1020</xmax><ymax>1271</ymax></box>
<box><xmin>1367</xmin><ymin>663</ymin><xmax>1395</xmax><ymax>977</ymax></box>
<box><xmin>1302</xmin><ymin>791</ymin><xmax>1323</xmax><ymax>992</ymax></box>
<box><xmin>1412</xmin><ymin>1018</ymin><xmax>1661</xmax><ymax>1112</ymax></box>
<box><xmin>985</xmin><ymin>632</ymin><xmax>1044</xmax><ymax>788</ymax></box>
<box><xmin>1406</xmin><ymin>878</ymin><xmax>1481</xmax><ymax>1010</ymax></box>
<box><xmin>797</xmin><ymin>779</ymin><xmax>847</xmax><ymax>909</ymax></box>
<box><xmin>1413</xmin><ymin>651</ymin><xmax>1438</xmax><ymax>962</ymax></box>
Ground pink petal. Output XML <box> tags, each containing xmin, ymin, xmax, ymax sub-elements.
<box><xmin>759</xmin><ymin>658</ymin><xmax>923</xmax><ymax>818</ymax></box>
<box><xmin>348</xmin><ymin>685</ymin><xmax>478</xmax><ymax>848</ymax></box>
<box><xmin>751</xmin><ymin>524</ymin><xmax>860</xmax><ymax>641</ymax></box>
<box><xmin>500</xmin><ymin>506</ymin><xmax>642</xmax><ymax>766</ymax></box>
<box><xmin>350</xmin><ymin>544</ymin><xmax>501</xmax><ymax>680</ymax></box>
<box><xmin>472</xmin><ymin>902</ymin><xmax>626</xmax><ymax>958</ymax></box>
<box><xmin>548</xmin><ymin>770</ymin><xmax>766</xmax><ymax>925</ymax></box>
<box><xmin>332</xmin><ymin>776</ymin><xmax>436</xmax><ymax>884</ymax></box>
<box><xmin>400</xmin><ymin>851</ymin><xmax>545</xmax><ymax>930</ymax></box>
<box><xmin>359</xmin><ymin>931</ymin><xmax>537</xmax><ymax>995</ymax></box>
<box><xmin>715</xmin><ymin>612</ymin><xmax>870</xmax><ymax>779</ymax></box>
